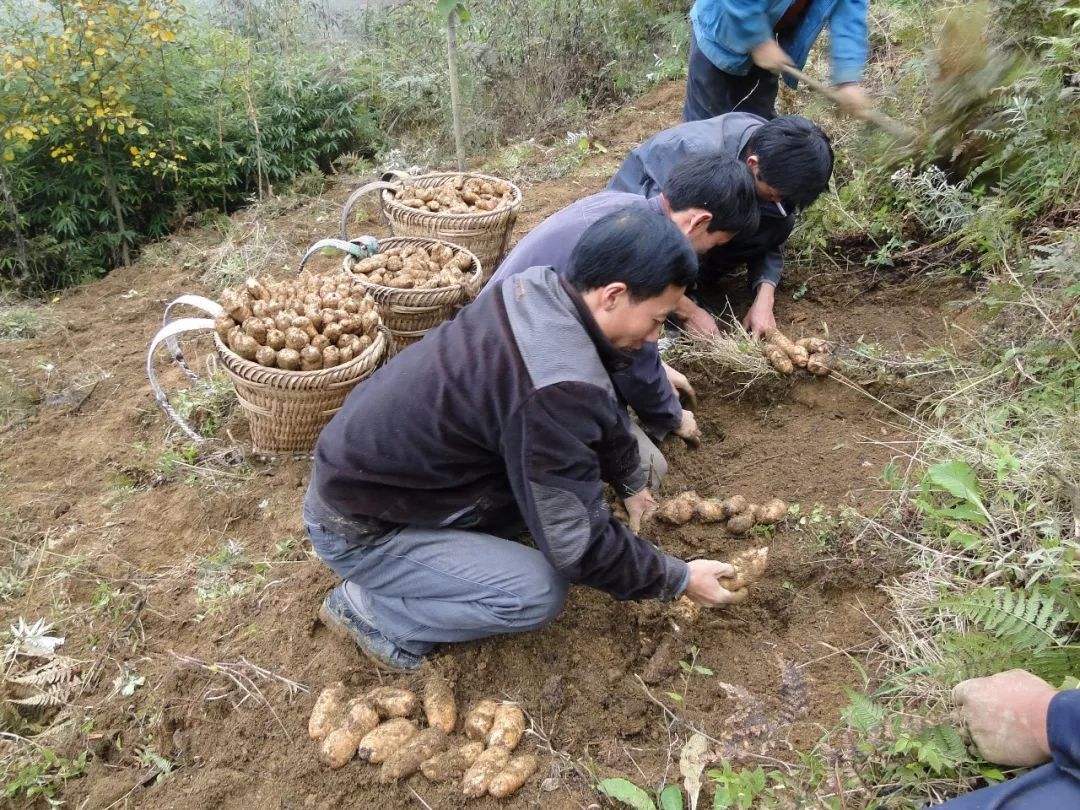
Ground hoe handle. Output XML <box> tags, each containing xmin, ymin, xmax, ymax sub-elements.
<box><xmin>779</xmin><ymin>64</ymin><xmax>917</xmax><ymax>143</ymax></box>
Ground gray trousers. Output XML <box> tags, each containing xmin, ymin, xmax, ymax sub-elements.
<box><xmin>630</xmin><ymin>421</ymin><xmax>668</xmax><ymax>490</ymax></box>
<box><xmin>304</xmin><ymin>433</ymin><xmax>665</xmax><ymax>655</ymax></box>
<box><xmin>305</xmin><ymin>501</ymin><xmax>570</xmax><ymax>655</ymax></box>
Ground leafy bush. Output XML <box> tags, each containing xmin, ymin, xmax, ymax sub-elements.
<box><xmin>1</xmin><ymin>0</ymin><xmax>687</xmax><ymax>293</ymax></box>
<box><xmin>0</xmin><ymin>0</ymin><xmax>384</xmax><ymax>292</ymax></box>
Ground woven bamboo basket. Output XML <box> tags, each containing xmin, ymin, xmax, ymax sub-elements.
<box><xmin>340</xmin><ymin>171</ymin><xmax>521</xmax><ymax>279</ymax></box>
<box><xmin>148</xmin><ymin>282</ymin><xmax>389</xmax><ymax>455</ymax></box>
<box><xmin>213</xmin><ymin>327</ymin><xmax>388</xmax><ymax>453</ymax></box>
<box><xmin>342</xmin><ymin>236</ymin><xmax>483</xmax><ymax>348</ymax></box>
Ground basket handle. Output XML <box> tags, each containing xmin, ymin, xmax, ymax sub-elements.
<box><xmin>340</xmin><ymin>180</ymin><xmax>398</xmax><ymax>240</ymax></box>
<box><xmin>298</xmin><ymin>237</ymin><xmax>379</xmax><ymax>273</ymax></box>
<box><xmin>147</xmin><ymin>313</ymin><xmax>219</xmax><ymax>444</ymax></box>
<box><xmin>162</xmin><ymin>294</ymin><xmax>223</xmax><ymax>382</ymax></box>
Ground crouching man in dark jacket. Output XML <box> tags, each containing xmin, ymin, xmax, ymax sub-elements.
<box><xmin>304</xmin><ymin>208</ymin><xmax>744</xmax><ymax>671</ymax></box>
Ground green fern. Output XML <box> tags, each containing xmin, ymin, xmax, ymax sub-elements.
<box><xmin>841</xmin><ymin>690</ymin><xmax>886</xmax><ymax>733</ymax></box>
<box><xmin>941</xmin><ymin>587</ymin><xmax>1070</xmax><ymax>650</ymax></box>
<box><xmin>919</xmin><ymin>723</ymin><xmax>968</xmax><ymax>764</ymax></box>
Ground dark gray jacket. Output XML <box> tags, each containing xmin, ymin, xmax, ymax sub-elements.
<box><xmin>487</xmin><ymin>191</ymin><xmax>682</xmax><ymax>438</ymax></box>
<box><xmin>608</xmin><ymin>112</ymin><xmax>793</xmax><ymax>288</ymax></box>
<box><xmin>310</xmin><ymin>266</ymin><xmax>689</xmax><ymax>602</ymax></box>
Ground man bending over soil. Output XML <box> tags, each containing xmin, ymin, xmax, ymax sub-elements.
<box><xmin>304</xmin><ymin>208</ymin><xmax>743</xmax><ymax>672</ymax></box>
<box><xmin>610</xmin><ymin>113</ymin><xmax>833</xmax><ymax>338</ymax></box>
<box><xmin>488</xmin><ymin>154</ymin><xmax>759</xmax><ymax>489</ymax></box>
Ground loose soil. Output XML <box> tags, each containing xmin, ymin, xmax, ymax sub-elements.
<box><xmin>0</xmin><ymin>81</ymin><xmax>966</xmax><ymax>808</ymax></box>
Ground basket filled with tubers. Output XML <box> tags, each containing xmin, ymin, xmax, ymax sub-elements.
<box><xmin>340</xmin><ymin>171</ymin><xmax>521</xmax><ymax>278</ymax></box>
<box><xmin>342</xmin><ymin>236</ymin><xmax>483</xmax><ymax>348</ymax></box>
<box><xmin>147</xmin><ymin>240</ymin><xmax>390</xmax><ymax>454</ymax></box>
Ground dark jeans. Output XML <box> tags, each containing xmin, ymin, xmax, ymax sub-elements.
<box><xmin>684</xmin><ymin>29</ymin><xmax>779</xmax><ymax>122</ymax></box>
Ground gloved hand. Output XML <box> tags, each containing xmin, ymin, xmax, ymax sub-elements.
<box><xmin>952</xmin><ymin>669</ymin><xmax>1056</xmax><ymax>767</ymax></box>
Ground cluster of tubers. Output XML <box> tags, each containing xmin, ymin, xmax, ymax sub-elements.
<box><xmin>215</xmin><ymin>273</ymin><xmax>380</xmax><ymax>371</ymax></box>
<box><xmin>672</xmin><ymin>547</ymin><xmax>770</xmax><ymax>622</ymax></box>
<box><xmin>656</xmin><ymin>491</ymin><xmax>788</xmax><ymax>535</ymax></box>
<box><xmin>762</xmin><ymin>329</ymin><xmax>833</xmax><ymax>376</ymax></box>
<box><xmin>394</xmin><ymin>175</ymin><xmax>514</xmax><ymax>214</ymax></box>
<box><xmin>349</xmin><ymin>243</ymin><xmax>475</xmax><ymax>290</ymax></box>
<box><xmin>308</xmin><ymin>676</ymin><xmax>537</xmax><ymax>799</ymax></box>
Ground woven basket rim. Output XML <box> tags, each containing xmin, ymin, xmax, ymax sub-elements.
<box><xmin>380</xmin><ymin>171</ymin><xmax>522</xmax><ymax>220</ymax></box>
<box><xmin>343</xmin><ymin>236</ymin><xmax>483</xmax><ymax>301</ymax></box>
<box><xmin>214</xmin><ymin>326</ymin><xmax>388</xmax><ymax>386</ymax></box>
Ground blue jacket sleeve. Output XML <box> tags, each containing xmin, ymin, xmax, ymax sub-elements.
<box><xmin>829</xmin><ymin>0</ymin><xmax>868</xmax><ymax>85</ymax></box>
<box><xmin>1049</xmin><ymin>689</ymin><xmax>1080</xmax><ymax>780</ymax></box>
<box><xmin>698</xmin><ymin>1</ymin><xmax>773</xmax><ymax>51</ymax></box>
<box><xmin>609</xmin><ymin>343</ymin><xmax>683</xmax><ymax>438</ymax></box>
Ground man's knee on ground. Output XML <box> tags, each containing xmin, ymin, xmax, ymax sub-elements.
<box><xmin>642</xmin><ymin>443</ymin><xmax>668</xmax><ymax>489</ymax></box>
<box><xmin>501</xmin><ymin>566</ymin><xmax>569</xmax><ymax>631</ymax></box>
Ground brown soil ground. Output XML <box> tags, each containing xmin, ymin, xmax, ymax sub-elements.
<box><xmin>0</xmin><ymin>80</ymin><xmax>966</xmax><ymax>808</ymax></box>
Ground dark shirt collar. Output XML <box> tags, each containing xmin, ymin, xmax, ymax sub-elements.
<box><xmin>557</xmin><ymin>275</ymin><xmax>634</xmax><ymax>373</ymax></box>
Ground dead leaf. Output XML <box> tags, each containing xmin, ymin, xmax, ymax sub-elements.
<box><xmin>679</xmin><ymin>732</ymin><xmax>709</xmax><ymax>810</ymax></box>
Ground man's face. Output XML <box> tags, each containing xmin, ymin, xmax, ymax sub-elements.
<box><xmin>745</xmin><ymin>155</ymin><xmax>785</xmax><ymax>204</ymax></box>
<box><xmin>585</xmin><ymin>283</ymin><xmax>686</xmax><ymax>351</ymax></box>
<box><xmin>668</xmin><ymin>207</ymin><xmax>735</xmax><ymax>253</ymax></box>
<box><xmin>683</xmin><ymin>210</ymin><xmax>735</xmax><ymax>253</ymax></box>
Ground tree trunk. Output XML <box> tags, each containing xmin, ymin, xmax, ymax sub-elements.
<box><xmin>95</xmin><ymin>138</ymin><xmax>130</xmax><ymax>266</ymax></box>
<box><xmin>446</xmin><ymin>9</ymin><xmax>466</xmax><ymax>172</ymax></box>
<box><xmin>244</xmin><ymin>83</ymin><xmax>267</xmax><ymax>199</ymax></box>
<box><xmin>0</xmin><ymin>163</ymin><xmax>30</xmax><ymax>284</ymax></box>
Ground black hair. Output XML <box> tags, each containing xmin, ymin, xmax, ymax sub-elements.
<box><xmin>566</xmin><ymin>206</ymin><xmax>698</xmax><ymax>300</ymax></box>
<box><xmin>663</xmin><ymin>154</ymin><xmax>760</xmax><ymax>236</ymax></box>
<box><xmin>742</xmin><ymin>115</ymin><xmax>834</xmax><ymax>209</ymax></box>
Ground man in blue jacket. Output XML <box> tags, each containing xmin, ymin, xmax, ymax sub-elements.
<box><xmin>942</xmin><ymin>669</ymin><xmax>1080</xmax><ymax>808</ymax></box>
<box><xmin>686</xmin><ymin>0</ymin><xmax>869</xmax><ymax>121</ymax></box>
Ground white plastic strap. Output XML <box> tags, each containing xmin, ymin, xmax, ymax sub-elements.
<box><xmin>147</xmin><ymin>314</ymin><xmax>217</xmax><ymax>444</ymax></box>
<box><xmin>163</xmin><ymin>294</ymin><xmax>223</xmax><ymax>381</ymax></box>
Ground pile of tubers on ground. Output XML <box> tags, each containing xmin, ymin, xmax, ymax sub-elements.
<box><xmin>215</xmin><ymin>272</ymin><xmax>381</xmax><ymax>371</ymax></box>
<box><xmin>394</xmin><ymin>175</ymin><xmax>514</xmax><ymax>214</ymax></box>
<box><xmin>349</xmin><ymin>243</ymin><xmax>475</xmax><ymax>290</ymax></box>
<box><xmin>308</xmin><ymin>675</ymin><xmax>538</xmax><ymax>799</ymax></box>
<box><xmin>762</xmin><ymin>329</ymin><xmax>833</xmax><ymax>376</ymax></box>
<box><xmin>655</xmin><ymin>491</ymin><xmax>788</xmax><ymax>535</ymax></box>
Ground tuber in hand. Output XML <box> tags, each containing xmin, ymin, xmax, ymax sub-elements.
<box><xmin>718</xmin><ymin>546</ymin><xmax>769</xmax><ymax>592</ymax></box>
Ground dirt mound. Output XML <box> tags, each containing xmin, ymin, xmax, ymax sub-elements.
<box><xmin>0</xmin><ymin>80</ymin><xmax>964</xmax><ymax>807</ymax></box>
